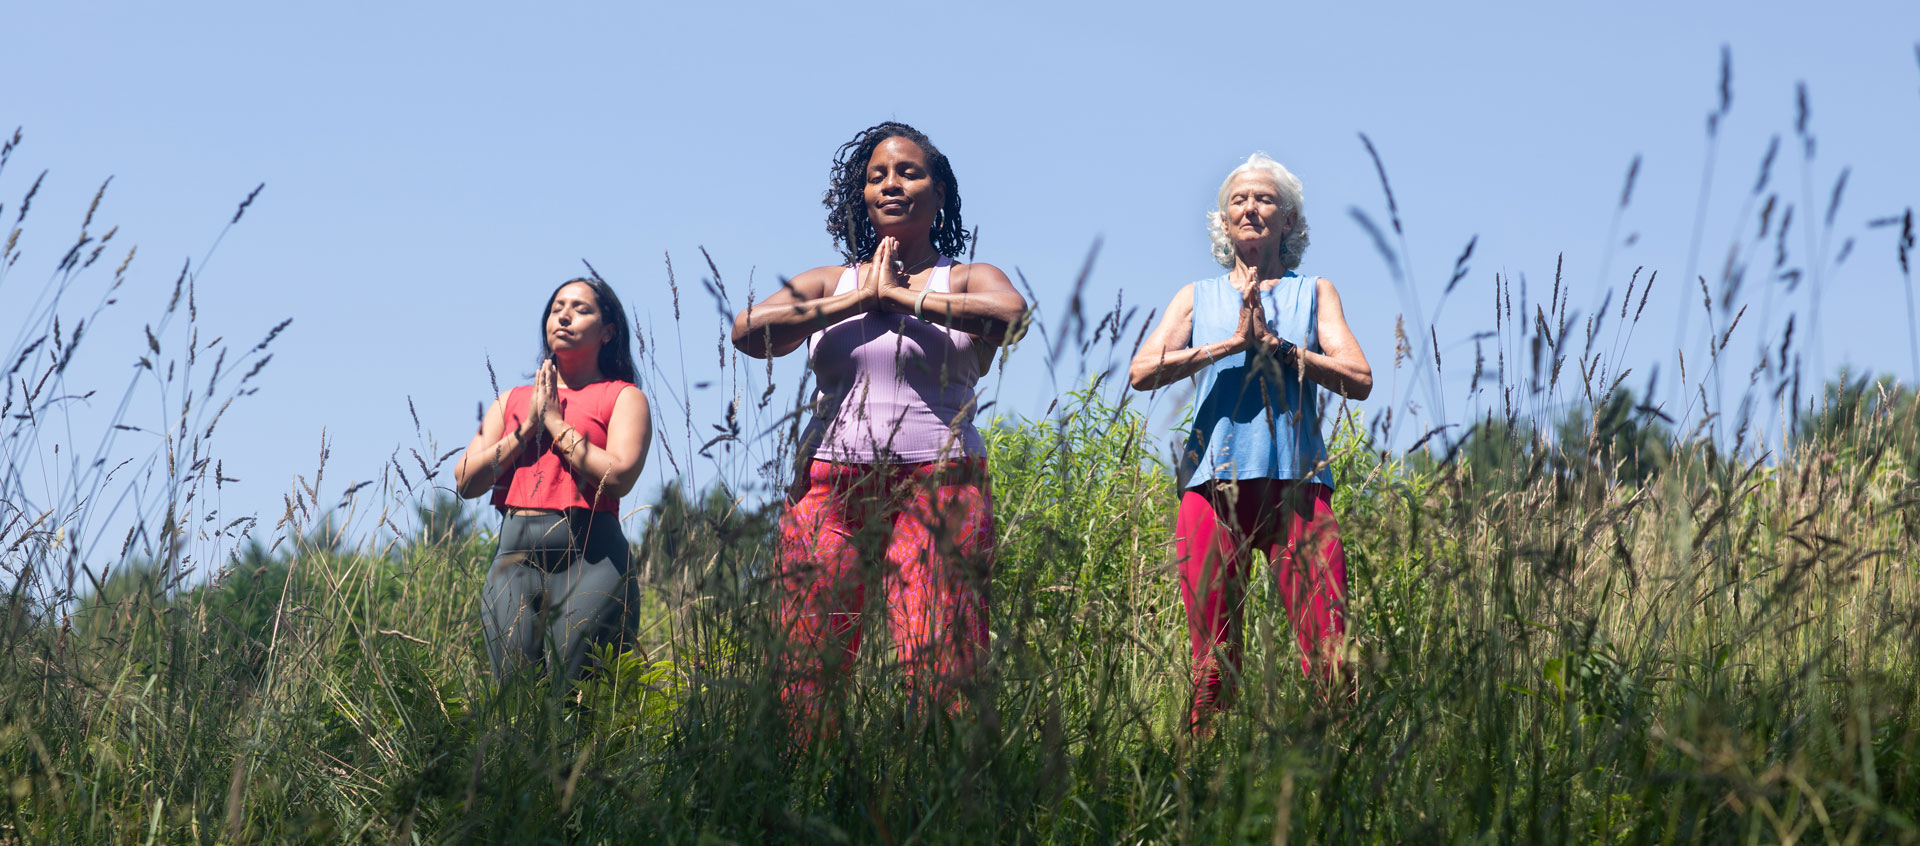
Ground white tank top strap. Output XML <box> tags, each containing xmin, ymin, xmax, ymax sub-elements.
<box><xmin>831</xmin><ymin>264</ymin><xmax>859</xmax><ymax>296</ymax></box>
<box><xmin>802</xmin><ymin>251</ymin><xmax>987</xmax><ymax>464</ymax></box>
<box><xmin>931</xmin><ymin>255</ymin><xmax>953</xmax><ymax>292</ymax></box>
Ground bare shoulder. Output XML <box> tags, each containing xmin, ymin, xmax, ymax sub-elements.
<box><xmin>786</xmin><ymin>264</ymin><xmax>853</xmax><ymax>299</ymax></box>
<box><xmin>1315</xmin><ymin>276</ymin><xmax>1343</xmax><ymax>299</ymax></box>
<box><xmin>479</xmin><ymin>388</ymin><xmax>517</xmax><ymax>430</ymax></box>
<box><xmin>612</xmin><ymin>384</ymin><xmax>650</xmax><ymax>424</ymax></box>
<box><xmin>1137</xmin><ymin>283</ymin><xmax>1198</xmax><ymax>354</ymax></box>
<box><xmin>1167</xmin><ymin>281</ymin><xmax>1197</xmax><ymax>312</ymax></box>
<box><xmin>948</xmin><ymin>260</ymin><xmax>1015</xmax><ymax>294</ymax></box>
<box><xmin>1146</xmin><ymin>284</ymin><xmax>1197</xmax><ymax>336</ymax></box>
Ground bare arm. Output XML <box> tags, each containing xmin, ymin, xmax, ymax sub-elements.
<box><xmin>1128</xmin><ymin>283</ymin><xmax>1221</xmax><ymax>389</ymax></box>
<box><xmin>453</xmin><ymin>390</ymin><xmax>531</xmax><ymax>499</ymax></box>
<box><xmin>881</xmin><ymin>261</ymin><xmax>1027</xmax><ymax>344</ymax></box>
<box><xmin>730</xmin><ymin>265</ymin><xmax>866</xmax><ymax>359</ymax></box>
<box><xmin>1130</xmin><ymin>284</ymin><xmax>1242</xmax><ymax>390</ymax></box>
<box><xmin>735</xmin><ymin>238</ymin><xmax>934</xmax><ymax>358</ymax></box>
<box><xmin>1299</xmin><ymin>277</ymin><xmax>1372</xmax><ymax>400</ymax></box>
<box><xmin>545</xmin><ymin>385</ymin><xmax>653</xmax><ymax>499</ymax></box>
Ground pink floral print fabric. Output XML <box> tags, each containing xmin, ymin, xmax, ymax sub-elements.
<box><xmin>775</xmin><ymin>457</ymin><xmax>994</xmax><ymax>734</ymax></box>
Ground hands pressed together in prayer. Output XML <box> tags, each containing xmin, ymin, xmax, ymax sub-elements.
<box><xmin>522</xmin><ymin>358</ymin><xmax>567</xmax><ymax>441</ymax></box>
<box><xmin>1225</xmin><ymin>265</ymin><xmax>1300</xmax><ymax>370</ymax></box>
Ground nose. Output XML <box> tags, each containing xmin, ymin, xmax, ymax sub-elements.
<box><xmin>879</xmin><ymin>171</ymin><xmax>903</xmax><ymax>194</ymax></box>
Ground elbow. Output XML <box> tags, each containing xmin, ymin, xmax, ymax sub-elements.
<box><xmin>729</xmin><ymin>312</ymin><xmax>773</xmax><ymax>359</ymax></box>
<box><xmin>973</xmin><ymin>316</ymin><xmax>1014</xmax><ymax>347</ymax></box>
<box><xmin>731</xmin><ymin>336</ymin><xmax>762</xmax><ymax>359</ymax></box>
<box><xmin>604</xmin><ymin>463</ymin><xmax>646</xmax><ymax>500</ymax></box>
<box><xmin>729</xmin><ymin>325</ymin><xmax>768</xmax><ymax>359</ymax></box>
<box><xmin>610</xmin><ymin>469</ymin><xmax>642</xmax><ymax>499</ymax></box>
<box><xmin>1127</xmin><ymin>356</ymin><xmax>1162</xmax><ymax>392</ymax></box>
<box><xmin>454</xmin><ymin>469</ymin><xmax>492</xmax><ymax>500</ymax></box>
<box><xmin>451</xmin><ymin>461</ymin><xmax>486</xmax><ymax>499</ymax></box>
<box><xmin>1348</xmin><ymin>372</ymin><xmax>1374</xmax><ymax>401</ymax></box>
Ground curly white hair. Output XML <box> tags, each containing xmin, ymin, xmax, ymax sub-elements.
<box><xmin>1206</xmin><ymin>152</ymin><xmax>1309</xmax><ymax>271</ymax></box>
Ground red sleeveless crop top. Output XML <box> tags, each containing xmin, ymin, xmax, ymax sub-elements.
<box><xmin>490</xmin><ymin>379</ymin><xmax>633</xmax><ymax>513</ymax></box>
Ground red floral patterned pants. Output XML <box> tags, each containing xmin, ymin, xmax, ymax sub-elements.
<box><xmin>775</xmin><ymin>458</ymin><xmax>994</xmax><ymax>731</ymax></box>
<box><xmin>1176</xmin><ymin>479</ymin><xmax>1347</xmax><ymax>726</ymax></box>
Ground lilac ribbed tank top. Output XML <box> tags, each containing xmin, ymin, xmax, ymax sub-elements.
<box><xmin>799</xmin><ymin>257</ymin><xmax>989</xmax><ymax>464</ymax></box>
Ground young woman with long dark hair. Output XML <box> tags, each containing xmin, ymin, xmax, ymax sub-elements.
<box><xmin>454</xmin><ymin>276</ymin><xmax>652</xmax><ymax>689</ymax></box>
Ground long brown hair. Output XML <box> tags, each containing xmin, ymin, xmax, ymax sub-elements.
<box><xmin>538</xmin><ymin>277</ymin><xmax>638</xmax><ymax>385</ymax></box>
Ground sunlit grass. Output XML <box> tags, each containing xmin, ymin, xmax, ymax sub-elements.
<box><xmin>4</xmin><ymin>65</ymin><xmax>1920</xmax><ymax>842</ymax></box>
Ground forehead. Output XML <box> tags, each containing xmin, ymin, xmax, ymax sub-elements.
<box><xmin>1227</xmin><ymin>171</ymin><xmax>1283</xmax><ymax>196</ymax></box>
<box><xmin>867</xmin><ymin>136</ymin><xmax>929</xmax><ymax>168</ymax></box>
<box><xmin>551</xmin><ymin>282</ymin><xmax>600</xmax><ymax>307</ymax></box>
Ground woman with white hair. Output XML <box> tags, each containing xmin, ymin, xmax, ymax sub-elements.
<box><xmin>1128</xmin><ymin>152</ymin><xmax>1372</xmax><ymax>730</ymax></box>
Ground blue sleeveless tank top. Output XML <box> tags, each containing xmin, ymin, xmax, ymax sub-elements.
<box><xmin>1177</xmin><ymin>270</ymin><xmax>1335</xmax><ymax>490</ymax></box>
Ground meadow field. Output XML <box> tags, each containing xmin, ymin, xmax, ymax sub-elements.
<box><xmin>4</xmin><ymin>92</ymin><xmax>1920</xmax><ymax>843</ymax></box>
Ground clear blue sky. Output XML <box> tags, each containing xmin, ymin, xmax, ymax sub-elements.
<box><xmin>5</xmin><ymin>1</ymin><xmax>1917</xmax><ymax>569</ymax></box>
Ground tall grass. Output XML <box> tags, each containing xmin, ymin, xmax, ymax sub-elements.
<box><xmin>4</xmin><ymin>57</ymin><xmax>1920</xmax><ymax>843</ymax></box>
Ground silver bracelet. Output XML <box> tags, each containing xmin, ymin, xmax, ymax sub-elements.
<box><xmin>914</xmin><ymin>287</ymin><xmax>934</xmax><ymax>319</ymax></box>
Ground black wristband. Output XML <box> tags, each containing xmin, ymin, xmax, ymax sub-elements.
<box><xmin>1275</xmin><ymin>338</ymin><xmax>1299</xmax><ymax>367</ymax></box>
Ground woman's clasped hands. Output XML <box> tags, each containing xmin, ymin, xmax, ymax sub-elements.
<box><xmin>522</xmin><ymin>358</ymin><xmax>567</xmax><ymax>442</ymax></box>
<box><xmin>1225</xmin><ymin>266</ymin><xmax>1298</xmax><ymax>371</ymax></box>
<box><xmin>857</xmin><ymin>235</ymin><xmax>915</xmax><ymax>314</ymax></box>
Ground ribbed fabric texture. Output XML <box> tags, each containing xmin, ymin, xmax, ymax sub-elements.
<box><xmin>802</xmin><ymin>257</ymin><xmax>989</xmax><ymax>464</ymax></box>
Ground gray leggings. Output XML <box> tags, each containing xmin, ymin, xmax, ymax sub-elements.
<box><xmin>481</xmin><ymin>510</ymin><xmax>633</xmax><ymax>687</ymax></box>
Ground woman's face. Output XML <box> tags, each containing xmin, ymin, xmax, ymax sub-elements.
<box><xmin>546</xmin><ymin>281</ymin><xmax>611</xmax><ymax>359</ymax></box>
<box><xmin>1222</xmin><ymin>171</ymin><xmax>1290</xmax><ymax>253</ymax></box>
<box><xmin>863</xmin><ymin>136</ymin><xmax>945</xmax><ymax>236</ymax></box>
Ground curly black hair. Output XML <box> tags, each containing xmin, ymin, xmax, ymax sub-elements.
<box><xmin>537</xmin><ymin>277</ymin><xmax>639</xmax><ymax>386</ymax></box>
<box><xmin>823</xmin><ymin>121</ymin><xmax>971</xmax><ymax>264</ymax></box>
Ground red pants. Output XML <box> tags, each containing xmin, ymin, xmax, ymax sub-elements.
<box><xmin>775</xmin><ymin>458</ymin><xmax>994</xmax><ymax>729</ymax></box>
<box><xmin>1176</xmin><ymin>479</ymin><xmax>1347</xmax><ymax>720</ymax></box>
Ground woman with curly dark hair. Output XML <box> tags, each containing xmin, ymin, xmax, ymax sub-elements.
<box><xmin>453</xmin><ymin>276</ymin><xmax>652</xmax><ymax>692</ymax></box>
<box><xmin>732</xmin><ymin>122</ymin><xmax>1025</xmax><ymax>734</ymax></box>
